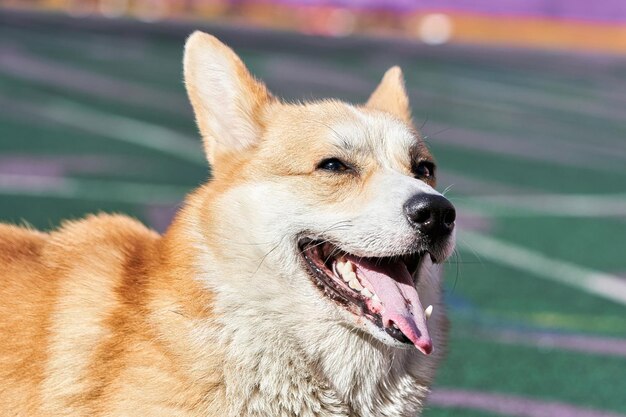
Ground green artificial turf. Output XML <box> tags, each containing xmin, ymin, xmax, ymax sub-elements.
<box><xmin>1</xmin><ymin>19</ymin><xmax>625</xmax><ymax>416</ymax></box>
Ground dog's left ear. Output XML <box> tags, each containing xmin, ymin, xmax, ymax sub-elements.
<box><xmin>365</xmin><ymin>66</ymin><xmax>412</xmax><ymax>123</ymax></box>
<box><xmin>184</xmin><ymin>31</ymin><xmax>272</xmax><ymax>166</ymax></box>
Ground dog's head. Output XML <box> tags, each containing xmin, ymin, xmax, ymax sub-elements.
<box><xmin>184</xmin><ymin>32</ymin><xmax>455</xmax><ymax>355</ymax></box>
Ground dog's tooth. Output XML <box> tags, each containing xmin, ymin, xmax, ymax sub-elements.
<box><xmin>336</xmin><ymin>259</ymin><xmax>352</xmax><ymax>281</ymax></box>
<box><xmin>372</xmin><ymin>294</ymin><xmax>381</xmax><ymax>304</ymax></box>
<box><xmin>361</xmin><ymin>288</ymin><xmax>373</xmax><ymax>298</ymax></box>
<box><xmin>348</xmin><ymin>279</ymin><xmax>363</xmax><ymax>291</ymax></box>
<box><xmin>392</xmin><ymin>323</ymin><xmax>399</xmax><ymax>330</ymax></box>
<box><xmin>424</xmin><ymin>305</ymin><xmax>433</xmax><ymax>320</ymax></box>
<box><xmin>341</xmin><ymin>266</ymin><xmax>353</xmax><ymax>282</ymax></box>
<box><xmin>335</xmin><ymin>260</ymin><xmax>345</xmax><ymax>278</ymax></box>
<box><xmin>345</xmin><ymin>269</ymin><xmax>357</xmax><ymax>282</ymax></box>
<box><xmin>337</xmin><ymin>259</ymin><xmax>356</xmax><ymax>281</ymax></box>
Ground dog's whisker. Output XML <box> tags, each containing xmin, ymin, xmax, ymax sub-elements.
<box><xmin>441</xmin><ymin>184</ymin><xmax>455</xmax><ymax>196</ymax></box>
<box><xmin>420</xmin><ymin>115</ymin><xmax>429</xmax><ymax>130</ymax></box>
<box><xmin>251</xmin><ymin>235</ymin><xmax>290</xmax><ymax>278</ymax></box>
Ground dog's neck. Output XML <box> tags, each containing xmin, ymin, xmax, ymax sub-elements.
<box><xmin>157</xmin><ymin>194</ymin><xmax>443</xmax><ymax>417</ymax></box>
<box><xmin>209</xmin><ymin>291</ymin><xmax>437</xmax><ymax>417</ymax></box>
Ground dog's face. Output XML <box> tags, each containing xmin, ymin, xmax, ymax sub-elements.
<box><xmin>184</xmin><ymin>32</ymin><xmax>455</xmax><ymax>355</ymax></box>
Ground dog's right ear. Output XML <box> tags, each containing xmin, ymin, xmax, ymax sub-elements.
<box><xmin>366</xmin><ymin>66</ymin><xmax>412</xmax><ymax>123</ymax></box>
<box><xmin>184</xmin><ymin>32</ymin><xmax>272</xmax><ymax>166</ymax></box>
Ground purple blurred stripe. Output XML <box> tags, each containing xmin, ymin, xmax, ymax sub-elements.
<box><xmin>486</xmin><ymin>329</ymin><xmax>626</xmax><ymax>358</ymax></box>
<box><xmin>0</xmin><ymin>156</ymin><xmax>144</xmax><ymax>177</ymax></box>
<box><xmin>0</xmin><ymin>156</ymin><xmax>110</xmax><ymax>177</ymax></box>
<box><xmin>429</xmin><ymin>389</ymin><xmax>626</xmax><ymax>417</ymax></box>
<box><xmin>0</xmin><ymin>174</ymin><xmax>66</xmax><ymax>190</ymax></box>
<box><xmin>260</xmin><ymin>0</ymin><xmax>626</xmax><ymax>23</ymax></box>
<box><xmin>0</xmin><ymin>46</ymin><xmax>188</xmax><ymax>115</ymax></box>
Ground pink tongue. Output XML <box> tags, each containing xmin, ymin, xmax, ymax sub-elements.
<box><xmin>346</xmin><ymin>255</ymin><xmax>432</xmax><ymax>355</ymax></box>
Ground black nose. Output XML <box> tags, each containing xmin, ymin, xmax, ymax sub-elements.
<box><xmin>404</xmin><ymin>194</ymin><xmax>456</xmax><ymax>237</ymax></box>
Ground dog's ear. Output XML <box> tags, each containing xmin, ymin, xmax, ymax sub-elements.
<box><xmin>184</xmin><ymin>31</ymin><xmax>272</xmax><ymax>165</ymax></box>
<box><xmin>365</xmin><ymin>66</ymin><xmax>412</xmax><ymax>123</ymax></box>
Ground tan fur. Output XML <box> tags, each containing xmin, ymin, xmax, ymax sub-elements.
<box><xmin>0</xmin><ymin>32</ymin><xmax>452</xmax><ymax>417</ymax></box>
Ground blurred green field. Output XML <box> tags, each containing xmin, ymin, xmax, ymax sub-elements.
<box><xmin>1</xmin><ymin>11</ymin><xmax>625</xmax><ymax>417</ymax></box>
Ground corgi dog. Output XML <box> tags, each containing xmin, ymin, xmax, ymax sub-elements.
<box><xmin>0</xmin><ymin>32</ymin><xmax>456</xmax><ymax>417</ymax></box>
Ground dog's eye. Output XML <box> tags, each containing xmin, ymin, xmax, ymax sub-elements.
<box><xmin>317</xmin><ymin>158</ymin><xmax>351</xmax><ymax>172</ymax></box>
<box><xmin>414</xmin><ymin>161</ymin><xmax>435</xmax><ymax>179</ymax></box>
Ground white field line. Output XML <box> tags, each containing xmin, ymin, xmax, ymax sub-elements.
<box><xmin>41</xmin><ymin>99</ymin><xmax>205</xmax><ymax>164</ymax></box>
<box><xmin>0</xmin><ymin>174</ymin><xmax>188</xmax><ymax>205</ymax></box>
<box><xmin>459</xmin><ymin>230</ymin><xmax>626</xmax><ymax>306</ymax></box>
<box><xmin>455</xmin><ymin>193</ymin><xmax>626</xmax><ymax>217</ymax></box>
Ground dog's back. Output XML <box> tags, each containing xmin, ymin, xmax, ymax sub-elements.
<box><xmin>0</xmin><ymin>216</ymin><xmax>219</xmax><ymax>416</ymax></box>
<box><xmin>1</xmin><ymin>214</ymin><xmax>230</xmax><ymax>416</ymax></box>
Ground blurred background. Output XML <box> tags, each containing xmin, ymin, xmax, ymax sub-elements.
<box><xmin>1</xmin><ymin>1</ymin><xmax>625</xmax><ymax>416</ymax></box>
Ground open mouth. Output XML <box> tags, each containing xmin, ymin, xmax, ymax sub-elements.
<box><xmin>299</xmin><ymin>238</ymin><xmax>434</xmax><ymax>355</ymax></box>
